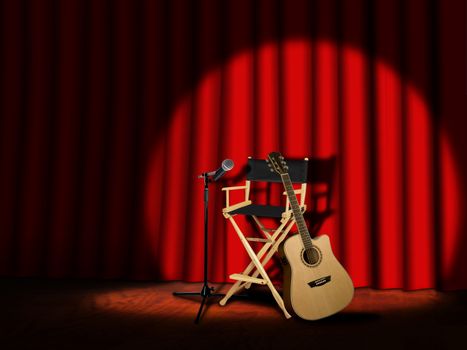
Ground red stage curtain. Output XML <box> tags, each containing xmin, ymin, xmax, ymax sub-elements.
<box><xmin>0</xmin><ymin>0</ymin><xmax>466</xmax><ymax>290</ymax></box>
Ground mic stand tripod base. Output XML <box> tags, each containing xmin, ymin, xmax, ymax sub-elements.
<box><xmin>173</xmin><ymin>285</ymin><xmax>225</xmax><ymax>324</ymax></box>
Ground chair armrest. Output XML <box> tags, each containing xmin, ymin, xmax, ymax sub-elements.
<box><xmin>283</xmin><ymin>190</ymin><xmax>307</xmax><ymax>210</ymax></box>
<box><xmin>222</xmin><ymin>185</ymin><xmax>248</xmax><ymax>208</ymax></box>
<box><xmin>282</xmin><ymin>190</ymin><xmax>302</xmax><ymax>195</ymax></box>
<box><xmin>222</xmin><ymin>186</ymin><xmax>247</xmax><ymax>191</ymax></box>
<box><xmin>222</xmin><ymin>200</ymin><xmax>252</xmax><ymax>214</ymax></box>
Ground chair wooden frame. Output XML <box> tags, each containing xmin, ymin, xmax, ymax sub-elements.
<box><xmin>219</xmin><ymin>157</ymin><xmax>308</xmax><ymax>319</ymax></box>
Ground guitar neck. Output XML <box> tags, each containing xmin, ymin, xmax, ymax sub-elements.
<box><xmin>280</xmin><ymin>173</ymin><xmax>313</xmax><ymax>250</ymax></box>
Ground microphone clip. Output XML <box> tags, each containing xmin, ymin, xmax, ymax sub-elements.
<box><xmin>197</xmin><ymin>159</ymin><xmax>234</xmax><ymax>182</ymax></box>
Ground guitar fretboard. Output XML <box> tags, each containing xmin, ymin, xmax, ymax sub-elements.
<box><xmin>281</xmin><ymin>173</ymin><xmax>313</xmax><ymax>250</ymax></box>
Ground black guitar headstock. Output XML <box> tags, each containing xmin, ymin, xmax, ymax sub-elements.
<box><xmin>267</xmin><ymin>152</ymin><xmax>289</xmax><ymax>175</ymax></box>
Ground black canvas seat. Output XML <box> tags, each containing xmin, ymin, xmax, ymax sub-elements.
<box><xmin>229</xmin><ymin>204</ymin><xmax>285</xmax><ymax>218</ymax></box>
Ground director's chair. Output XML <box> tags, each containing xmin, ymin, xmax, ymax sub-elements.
<box><xmin>219</xmin><ymin>157</ymin><xmax>309</xmax><ymax>318</ymax></box>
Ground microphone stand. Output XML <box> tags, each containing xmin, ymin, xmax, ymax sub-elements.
<box><xmin>172</xmin><ymin>173</ymin><xmax>225</xmax><ymax>324</ymax></box>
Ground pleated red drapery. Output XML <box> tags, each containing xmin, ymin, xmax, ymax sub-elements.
<box><xmin>0</xmin><ymin>0</ymin><xmax>466</xmax><ymax>290</ymax></box>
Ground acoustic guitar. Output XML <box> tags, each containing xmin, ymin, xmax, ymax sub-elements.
<box><xmin>267</xmin><ymin>152</ymin><xmax>354</xmax><ymax>320</ymax></box>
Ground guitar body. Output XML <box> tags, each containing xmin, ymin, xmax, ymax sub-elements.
<box><xmin>279</xmin><ymin>234</ymin><xmax>354</xmax><ymax>320</ymax></box>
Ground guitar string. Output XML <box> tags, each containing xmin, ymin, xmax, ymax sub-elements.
<box><xmin>280</xmin><ymin>173</ymin><xmax>318</xmax><ymax>265</ymax></box>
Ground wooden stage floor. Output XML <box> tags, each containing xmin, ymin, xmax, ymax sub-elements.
<box><xmin>0</xmin><ymin>279</ymin><xmax>466</xmax><ymax>349</ymax></box>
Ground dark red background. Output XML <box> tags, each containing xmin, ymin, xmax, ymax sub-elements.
<box><xmin>0</xmin><ymin>0</ymin><xmax>466</xmax><ymax>290</ymax></box>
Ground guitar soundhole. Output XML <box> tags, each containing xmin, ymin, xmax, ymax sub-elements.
<box><xmin>301</xmin><ymin>246</ymin><xmax>322</xmax><ymax>267</ymax></box>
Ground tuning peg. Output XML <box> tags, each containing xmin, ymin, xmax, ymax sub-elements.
<box><xmin>285</xmin><ymin>166</ymin><xmax>289</xmax><ymax>170</ymax></box>
<box><xmin>266</xmin><ymin>159</ymin><xmax>269</xmax><ymax>163</ymax></box>
<box><xmin>280</xmin><ymin>156</ymin><xmax>284</xmax><ymax>160</ymax></box>
<box><xmin>269</xmin><ymin>168</ymin><xmax>274</xmax><ymax>173</ymax></box>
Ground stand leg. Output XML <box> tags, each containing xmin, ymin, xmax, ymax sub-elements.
<box><xmin>173</xmin><ymin>285</ymin><xmax>225</xmax><ymax>323</ymax></box>
<box><xmin>173</xmin><ymin>288</ymin><xmax>225</xmax><ymax>298</ymax></box>
<box><xmin>195</xmin><ymin>296</ymin><xmax>207</xmax><ymax>324</ymax></box>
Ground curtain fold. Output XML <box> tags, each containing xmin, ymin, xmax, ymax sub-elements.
<box><xmin>0</xmin><ymin>0</ymin><xmax>466</xmax><ymax>290</ymax></box>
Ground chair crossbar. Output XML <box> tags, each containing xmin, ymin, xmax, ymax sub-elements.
<box><xmin>246</xmin><ymin>237</ymin><xmax>272</xmax><ymax>243</ymax></box>
<box><xmin>229</xmin><ymin>273</ymin><xmax>267</xmax><ymax>285</ymax></box>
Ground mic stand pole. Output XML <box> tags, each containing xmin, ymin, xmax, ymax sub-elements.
<box><xmin>173</xmin><ymin>173</ymin><xmax>224</xmax><ymax>324</ymax></box>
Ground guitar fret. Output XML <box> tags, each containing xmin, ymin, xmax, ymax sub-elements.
<box><xmin>281</xmin><ymin>173</ymin><xmax>313</xmax><ymax>249</ymax></box>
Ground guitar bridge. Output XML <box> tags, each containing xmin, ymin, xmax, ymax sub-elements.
<box><xmin>308</xmin><ymin>275</ymin><xmax>331</xmax><ymax>288</ymax></box>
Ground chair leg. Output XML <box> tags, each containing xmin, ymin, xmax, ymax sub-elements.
<box><xmin>267</xmin><ymin>281</ymin><xmax>292</xmax><ymax>319</ymax></box>
<box><xmin>219</xmin><ymin>280</ymin><xmax>244</xmax><ymax>306</ymax></box>
<box><xmin>222</xmin><ymin>216</ymin><xmax>291</xmax><ymax>319</ymax></box>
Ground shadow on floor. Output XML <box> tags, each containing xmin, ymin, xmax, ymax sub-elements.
<box><xmin>0</xmin><ymin>279</ymin><xmax>466</xmax><ymax>349</ymax></box>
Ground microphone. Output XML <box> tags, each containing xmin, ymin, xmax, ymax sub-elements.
<box><xmin>202</xmin><ymin>159</ymin><xmax>234</xmax><ymax>181</ymax></box>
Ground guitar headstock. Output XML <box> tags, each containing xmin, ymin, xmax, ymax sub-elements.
<box><xmin>267</xmin><ymin>152</ymin><xmax>289</xmax><ymax>175</ymax></box>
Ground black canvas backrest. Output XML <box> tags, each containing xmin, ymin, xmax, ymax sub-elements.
<box><xmin>246</xmin><ymin>158</ymin><xmax>308</xmax><ymax>183</ymax></box>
